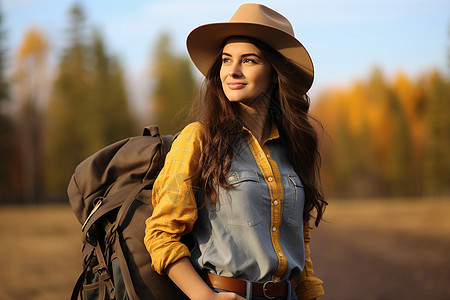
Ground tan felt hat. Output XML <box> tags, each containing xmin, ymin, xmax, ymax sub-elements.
<box><xmin>186</xmin><ymin>3</ymin><xmax>314</xmax><ymax>88</ymax></box>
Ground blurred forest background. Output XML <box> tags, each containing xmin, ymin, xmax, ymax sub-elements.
<box><xmin>0</xmin><ymin>2</ymin><xmax>449</xmax><ymax>204</ymax></box>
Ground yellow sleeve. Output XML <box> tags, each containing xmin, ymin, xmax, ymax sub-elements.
<box><xmin>144</xmin><ymin>122</ymin><xmax>204</xmax><ymax>275</ymax></box>
<box><xmin>295</xmin><ymin>222</ymin><xmax>325</xmax><ymax>299</ymax></box>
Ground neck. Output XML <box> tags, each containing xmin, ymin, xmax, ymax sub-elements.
<box><xmin>237</xmin><ymin>102</ymin><xmax>271</xmax><ymax>145</ymax></box>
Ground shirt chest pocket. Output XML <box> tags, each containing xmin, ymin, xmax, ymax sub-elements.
<box><xmin>218</xmin><ymin>171</ymin><xmax>263</xmax><ymax>227</ymax></box>
<box><xmin>285</xmin><ymin>175</ymin><xmax>305</xmax><ymax>225</ymax></box>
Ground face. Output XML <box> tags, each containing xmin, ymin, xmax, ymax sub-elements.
<box><xmin>220</xmin><ymin>38</ymin><xmax>274</xmax><ymax>107</ymax></box>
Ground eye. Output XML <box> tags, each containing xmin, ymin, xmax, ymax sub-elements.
<box><xmin>222</xmin><ymin>57</ymin><xmax>231</xmax><ymax>64</ymax></box>
<box><xmin>243</xmin><ymin>58</ymin><xmax>256</xmax><ymax>64</ymax></box>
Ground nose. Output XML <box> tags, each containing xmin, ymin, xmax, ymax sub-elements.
<box><xmin>228</xmin><ymin>63</ymin><xmax>242</xmax><ymax>78</ymax></box>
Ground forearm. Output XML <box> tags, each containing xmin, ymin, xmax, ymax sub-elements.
<box><xmin>165</xmin><ymin>257</ymin><xmax>216</xmax><ymax>300</ymax></box>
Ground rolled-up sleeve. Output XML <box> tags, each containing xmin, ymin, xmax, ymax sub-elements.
<box><xmin>295</xmin><ymin>222</ymin><xmax>325</xmax><ymax>299</ymax></box>
<box><xmin>144</xmin><ymin>122</ymin><xmax>204</xmax><ymax>274</ymax></box>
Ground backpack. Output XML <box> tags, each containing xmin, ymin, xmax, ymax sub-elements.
<box><xmin>68</xmin><ymin>125</ymin><xmax>189</xmax><ymax>300</ymax></box>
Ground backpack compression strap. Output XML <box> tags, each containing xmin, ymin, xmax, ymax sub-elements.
<box><xmin>70</xmin><ymin>242</ymin><xmax>115</xmax><ymax>300</ymax></box>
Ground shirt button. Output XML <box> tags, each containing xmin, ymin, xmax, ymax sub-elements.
<box><xmin>267</xmin><ymin>176</ymin><xmax>273</xmax><ymax>182</ymax></box>
<box><xmin>272</xmin><ymin>226</ymin><xmax>277</xmax><ymax>232</ymax></box>
<box><xmin>279</xmin><ymin>252</ymin><xmax>283</xmax><ymax>257</ymax></box>
<box><xmin>273</xmin><ymin>200</ymin><xmax>279</xmax><ymax>206</ymax></box>
<box><xmin>266</xmin><ymin>154</ymin><xmax>271</xmax><ymax>159</ymax></box>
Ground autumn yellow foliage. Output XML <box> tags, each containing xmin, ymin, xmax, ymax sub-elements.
<box><xmin>313</xmin><ymin>68</ymin><xmax>449</xmax><ymax>198</ymax></box>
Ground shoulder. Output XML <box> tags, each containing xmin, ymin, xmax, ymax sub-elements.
<box><xmin>177</xmin><ymin>122</ymin><xmax>206</xmax><ymax>142</ymax></box>
<box><xmin>171</xmin><ymin>122</ymin><xmax>205</xmax><ymax>152</ymax></box>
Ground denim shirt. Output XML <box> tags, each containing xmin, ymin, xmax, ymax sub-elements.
<box><xmin>190</xmin><ymin>132</ymin><xmax>305</xmax><ymax>282</ymax></box>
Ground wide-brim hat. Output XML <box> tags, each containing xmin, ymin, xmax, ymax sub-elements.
<box><xmin>186</xmin><ymin>3</ymin><xmax>314</xmax><ymax>89</ymax></box>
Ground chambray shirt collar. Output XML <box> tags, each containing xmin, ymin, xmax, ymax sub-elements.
<box><xmin>242</xmin><ymin>123</ymin><xmax>281</xmax><ymax>144</ymax></box>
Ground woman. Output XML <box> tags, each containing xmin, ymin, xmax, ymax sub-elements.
<box><xmin>145</xmin><ymin>4</ymin><xmax>326</xmax><ymax>300</ymax></box>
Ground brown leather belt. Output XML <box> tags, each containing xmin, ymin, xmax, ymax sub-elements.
<box><xmin>204</xmin><ymin>273</ymin><xmax>297</xmax><ymax>299</ymax></box>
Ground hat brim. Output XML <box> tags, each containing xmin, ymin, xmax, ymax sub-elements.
<box><xmin>186</xmin><ymin>22</ymin><xmax>314</xmax><ymax>87</ymax></box>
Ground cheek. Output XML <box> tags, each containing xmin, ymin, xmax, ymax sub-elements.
<box><xmin>219</xmin><ymin>69</ymin><xmax>227</xmax><ymax>87</ymax></box>
<box><xmin>219</xmin><ymin>65</ymin><xmax>228</xmax><ymax>80</ymax></box>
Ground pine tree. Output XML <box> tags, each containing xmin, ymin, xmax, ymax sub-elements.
<box><xmin>46</xmin><ymin>4</ymin><xmax>90</xmax><ymax>196</ymax></box>
<box><xmin>151</xmin><ymin>33</ymin><xmax>197</xmax><ymax>134</ymax></box>
<box><xmin>423</xmin><ymin>71</ymin><xmax>450</xmax><ymax>196</ymax></box>
<box><xmin>46</xmin><ymin>3</ymin><xmax>135</xmax><ymax>197</ymax></box>
<box><xmin>385</xmin><ymin>91</ymin><xmax>411</xmax><ymax>196</ymax></box>
<box><xmin>88</xmin><ymin>30</ymin><xmax>135</xmax><ymax>145</ymax></box>
<box><xmin>0</xmin><ymin>4</ymin><xmax>17</xmax><ymax>202</ymax></box>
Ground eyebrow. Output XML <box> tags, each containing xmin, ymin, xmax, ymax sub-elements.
<box><xmin>222</xmin><ymin>52</ymin><xmax>262</xmax><ymax>59</ymax></box>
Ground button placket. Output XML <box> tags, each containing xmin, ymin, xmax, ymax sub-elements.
<box><xmin>245</xmin><ymin>132</ymin><xmax>287</xmax><ymax>279</ymax></box>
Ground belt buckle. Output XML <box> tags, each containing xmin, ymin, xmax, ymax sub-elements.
<box><xmin>262</xmin><ymin>280</ymin><xmax>276</xmax><ymax>299</ymax></box>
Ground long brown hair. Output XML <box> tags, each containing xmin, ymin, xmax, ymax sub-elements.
<box><xmin>193</xmin><ymin>37</ymin><xmax>326</xmax><ymax>226</ymax></box>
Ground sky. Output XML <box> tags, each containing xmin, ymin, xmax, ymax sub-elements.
<box><xmin>3</xmin><ymin>0</ymin><xmax>450</xmax><ymax>112</ymax></box>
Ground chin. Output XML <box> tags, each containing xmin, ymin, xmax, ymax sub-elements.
<box><xmin>226</xmin><ymin>95</ymin><xmax>250</xmax><ymax>102</ymax></box>
<box><xmin>227</xmin><ymin>98</ymin><xmax>244</xmax><ymax>102</ymax></box>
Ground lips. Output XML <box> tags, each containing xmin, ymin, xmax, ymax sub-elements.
<box><xmin>227</xmin><ymin>82</ymin><xmax>247</xmax><ymax>89</ymax></box>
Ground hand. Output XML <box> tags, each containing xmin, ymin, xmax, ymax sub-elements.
<box><xmin>165</xmin><ymin>258</ymin><xmax>246</xmax><ymax>300</ymax></box>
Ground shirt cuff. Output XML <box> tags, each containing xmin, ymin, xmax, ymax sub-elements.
<box><xmin>150</xmin><ymin>242</ymin><xmax>191</xmax><ymax>275</ymax></box>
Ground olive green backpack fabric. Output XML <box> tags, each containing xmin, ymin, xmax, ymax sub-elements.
<box><xmin>68</xmin><ymin>126</ymin><xmax>188</xmax><ymax>300</ymax></box>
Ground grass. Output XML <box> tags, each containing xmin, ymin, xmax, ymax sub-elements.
<box><xmin>0</xmin><ymin>198</ymin><xmax>448</xmax><ymax>299</ymax></box>
<box><xmin>309</xmin><ymin>197</ymin><xmax>450</xmax><ymax>300</ymax></box>
<box><xmin>320</xmin><ymin>197</ymin><xmax>450</xmax><ymax>238</ymax></box>
<box><xmin>0</xmin><ymin>205</ymin><xmax>81</xmax><ymax>300</ymax></box>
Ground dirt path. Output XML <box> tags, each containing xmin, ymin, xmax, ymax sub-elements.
<box><xmin>309</xmin><ymin>200</ymin><xmax>450</xmax><ymax>300</ymax></box>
